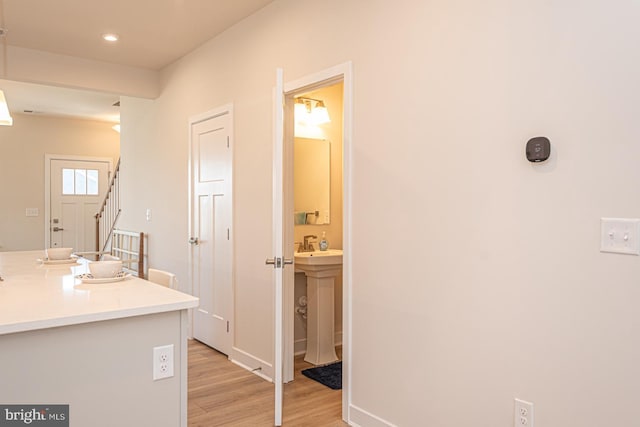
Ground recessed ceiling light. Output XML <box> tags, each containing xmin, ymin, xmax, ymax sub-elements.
<box><xmin>102</xmin><ymin>33</ymin><xmax>119</xmax><ymax>42</ymax></box>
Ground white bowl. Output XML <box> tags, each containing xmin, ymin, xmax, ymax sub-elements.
<box><xmin>46</xmin><ymin>247</ymin><xmax>73</xmax><ymax>260</ymax></box>
<box><xmin>89</xmin><ymin>260</ymin><xmax>123</xmax><ymax>278</ymax></box>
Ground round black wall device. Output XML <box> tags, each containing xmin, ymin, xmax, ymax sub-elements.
<box><xmin>526</xmin><ymin>137</ymin><xmax>550</xmax><ymax>162</ymax></box>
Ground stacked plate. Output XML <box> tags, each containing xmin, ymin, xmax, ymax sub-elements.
<box><xmin>40</xmin><ymin>247</ymin><xmax>78</xmax><ymax>265</ymax></box>
<box><xmin>76</xmin><ymin>271</ymin><xmax>131</xmax><ymax>284</ymax></box>
<box><xmin>77</xmin><ymin>260</ymin><xmax>130</xmax><ymax>283</ymax></box>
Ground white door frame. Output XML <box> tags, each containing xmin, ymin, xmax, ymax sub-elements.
<box><xmin>280</xmin><ymin>61</ymin><xmax>353</xmax><ymax>422</ymax></box>
<box><xmin>187</xmin><ymin>104</ymin><xmax>235</xmax><ymax>342</ymax></box>
<box><xmin>44</xmin><ymin>154</ymin><xmax>113</xmax><ymax>249</ymax></box>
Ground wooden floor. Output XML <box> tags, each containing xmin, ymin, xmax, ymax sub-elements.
<box><xmin>188</xmin><ymin>339</ymin><xmax>348</xmax><ymax>426</ymax></box>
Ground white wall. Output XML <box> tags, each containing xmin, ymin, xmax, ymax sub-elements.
<box><xmin>0</xmin><ymin>114</ymin><xmax>119</xmax><ymax>251</ymax></box>
<box><xmin>118</xmin><ymin>0</ymin><xmax>640</xmax><ymax>425</ymax></box>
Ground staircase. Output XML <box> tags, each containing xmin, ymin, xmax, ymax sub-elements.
<box><xmin>95</xmin><ymin>158</ymin><xmax>121</xmax><ymax>253</ymax></box>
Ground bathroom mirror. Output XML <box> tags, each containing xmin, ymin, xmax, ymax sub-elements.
<box><xmin>294</xmin><ymin>138</ymin><xmax>330</xmax><ymax>225</ymax></box>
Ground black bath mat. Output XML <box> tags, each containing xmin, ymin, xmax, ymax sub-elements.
<box><xmin>301</xmin><ymin>361</ymin><xmax>342</xmax><ymax>390</ymax></box>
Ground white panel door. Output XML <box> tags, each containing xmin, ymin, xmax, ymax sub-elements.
<box><xmin>49</xmin><ymin>159</ymin><xmax>110</xmax><ymax>252</ymax></box>
<box><xmin>190</xmin><ymin>110</ymin><xmax>233</xmax><ymax>356</ymax></box>
<box><xmin>271</xmin><ymin>68</ymin><xmax>286</xmax><ymax>427</ymax></box>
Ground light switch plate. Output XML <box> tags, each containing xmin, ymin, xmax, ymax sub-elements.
<box><xmin>600</xmin><ymin>218</ymin><xmax>640</xmax><ymax>255</ymax></box>
<box><xmin>25</xmin><ymin>208</ymin><xmax>39</xmax><ymax>217</ymax></box>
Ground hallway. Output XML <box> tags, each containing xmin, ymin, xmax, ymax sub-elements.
<box><xmin>188</xmin><ymin>339</ymin><xmax>347</xmax><ymax>426</ymax></box>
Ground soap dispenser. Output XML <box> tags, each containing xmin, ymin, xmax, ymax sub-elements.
<box><xmin>319</xmin><ymin>231</ymin><xmax>329</xmax><ymax>251</ymax></box>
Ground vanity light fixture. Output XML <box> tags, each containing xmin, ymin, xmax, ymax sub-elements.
<box><xmin>102</xmin><ymin>33</ymin><xmax>119</xmax><ymax>42</ymax></box>
<box><xmin>0</xmin><ymin>0</ymin><xmax>13</xmax><ymax>126</ymax></box>
<box><xmin>294</xmin><ymin>97</ymin><xmax>331</xmax><ymax>125</ymax></box>
<box><xmin>310</xmin><ymin>100</ymin><xmax>330</xmax><ymax>125</ymax></box>
<box><xmin>294</xmin><ymin>98</ymin><xmax>310</xmax><ymax>122</ymax></box>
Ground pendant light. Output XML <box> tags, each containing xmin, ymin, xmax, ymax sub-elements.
<box><xmin>0</xmin><ymin>0</ymin><xmax>13</xmax><ymax>126</ymax></box>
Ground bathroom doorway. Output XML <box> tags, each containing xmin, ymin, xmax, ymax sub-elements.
<box><xmin>281</xmin><ymin>62</ymin><xmax>352</xmax><ymax>423</ymax></box>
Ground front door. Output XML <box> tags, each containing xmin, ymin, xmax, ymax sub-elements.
<box><xmin>190</xmin><ymin>107</ymin><xmax>233</xmax><ymax>356</ymax></box>
<box><xmin>48</xmin><ymin>158</ymin><xmax>110</xmax><ymax>251</ymax></box>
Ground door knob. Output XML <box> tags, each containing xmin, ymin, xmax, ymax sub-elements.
<box><xmin>265</xmin><ymin>257</ymin><xmax>293</xmax><ymax>269</ymax></box>
<box><xmin>188</xmin><ymin>237</ymin><xmax>199</xmax><ymax>245</ymax></box>
<box><xmin>52</xmin><ymin>227</ymin><xmax>64</xmax><ymax>232</ymax></box>
<box><xmin>266</xmin><ymin>257</ymin><xmax>282</xmax><ymax>268</ymax></box>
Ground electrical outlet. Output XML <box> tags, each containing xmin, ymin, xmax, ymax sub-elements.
<box><xmin>514</xmin><ymin>399</ymin><xmax>534</xmax><ymax>427</ymax></box>
<box><xmin>153</xmin><ymin>344</ymin><xmax>174</xmax><ymax>380</ymax></box>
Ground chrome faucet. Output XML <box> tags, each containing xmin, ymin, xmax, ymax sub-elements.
<box><xmin>301</xmin><ymin>235</ymin><xmax>317</xmax><ymax>252</ymax></box>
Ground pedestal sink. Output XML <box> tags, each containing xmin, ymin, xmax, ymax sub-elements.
<box><xmin>294</xmin><ymin>249</ymin><xmax>343</xmax><ymax>266</ymax></box>
<box><xmin>294</xmin><ymin>249</ymin><xmax>342</xmax><ymax>366</ymax></box>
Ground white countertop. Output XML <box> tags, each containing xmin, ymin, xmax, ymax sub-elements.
<box><xmin>0</xmin><ymin>251</ymin><xmax>199</xmax><ymax>336</ymax></box>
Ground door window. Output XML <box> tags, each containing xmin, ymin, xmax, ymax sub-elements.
<box><xmin>62</xmin><ymin>168</ymin><xmax>99</xmax><ymax>195</ymax></box>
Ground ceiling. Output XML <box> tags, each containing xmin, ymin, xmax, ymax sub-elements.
<box><xmin>0</xmin><ymin>79</ymin><xmax>121</xmax><ymax>122</ymax></box>
<box><xmin>0</xmin><ymin>0</ymin><xmax>275</xmax><ymax>123</ymax></box>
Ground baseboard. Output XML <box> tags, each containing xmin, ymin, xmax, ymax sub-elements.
<box><xmin>230</xmin><ymin>346</ymin><xmax>273</xmax><ymax>382</ymax></box>
<box><xmin>294</xmin><ymin>338</ymin><xmax>307</xmax><ymax>356</ymax></box>
<box><xmin>349</xmin><ymin>404</ymin><xmax>396</xmax><ymax>427</ymax></box>
<box><xmin>294</xmin><ymin>331</ymin><xmax>344</xmax><ymax>356</ymax></box>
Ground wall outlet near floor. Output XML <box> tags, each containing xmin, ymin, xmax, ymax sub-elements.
<box><xmin>514</xmin><ymin>398</ymin><xmax>534</xmax><ymax>426</ymax></box>
<box><xmin>153</xmin><ymin>344</ymin><xmax>174</xmax><ymax>380</ymax></box>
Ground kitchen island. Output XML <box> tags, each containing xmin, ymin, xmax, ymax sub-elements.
<box><xmin>0</xmin><ymin>251</ymin><xmax>198</xmax><ymax>427</ymax></box>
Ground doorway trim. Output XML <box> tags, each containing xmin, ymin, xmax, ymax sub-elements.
<box><xmin>44</xmin><ymin>154</ymin><xmax>113</xmax><ymax>249</ymax></box>
<box><xmin>283</xmin><ymin>61</ymin><xmax>353</xmax><ymax>422</ymax></box>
